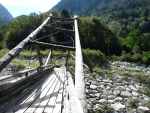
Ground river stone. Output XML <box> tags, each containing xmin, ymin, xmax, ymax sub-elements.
<box><xmin>108</xmin><ymin>99</ymin><xmax>115</xmax><ymax>103</ymax></box>
<box><xmin>137</xmin><ymin>106</ymin><xmax>150</xmax><ymax>113</ymax></box>
<box><xmin>117</xmin><ymin>86</ymin><xmax>125</xmax><ymax>91</ymax></box>
<box><xmin>132</xmin><ymin>91</ymin><xmax>139</xmax><ymax>97</ymax></box>
<box><xmin>95</xmin><ymin>93</ymin><xmax>101</xmax><ymax>97</ymax></box>
<box><xmin>99</xmin><ymin>99</ymin><xmax>107</xmax><ymax>103</ymax></box>
<box><xmin>111</xmin><ymin>103</ymin><xmax>125</xmax><ymax>111</ymax></box>
<box><xmin>121</xmin><ymin>91</ymin><xmax>132</xmax><ymax>97</ymax></box>
<box><xmin>108</xmin><ymin>95</ymin><xmax>115</xmax><ymax>100</ymax></box>
<box><xmin>129</xmin><ymin>85</ymin><xmax>138</xmax><ymax>91</ymax></box>
<box><xmin>90</xmin><ymin>84</ymin><xmax>97</xmax><ymax>89</ymax></box>
<box><xmin>113</xmin><ymin>90</ymin><xmax>121</xmax><ymax>96</ymax></box>
<box><xmin>114</xmin><ymin>97</ymin><xmax>123</xmax><ymax>102</ymax></box>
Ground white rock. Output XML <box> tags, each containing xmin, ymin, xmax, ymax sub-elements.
<box><xmin>99</xmin><ymin>99</ymin><xmax>107</xmax><ymax>103</ymax></box>
<box><xmin>113</xmin><ymin>90</ymin><xmax>121</xmax><ymax>96</ymax></box>
<box><xmin>132</xmin><ymin>91</ymin><xmax>139</xmax><ymax>97</ymax></box>
<box><xmin>111</xmin><ymin>103</ymin><xmax>125</xmax><ymax>111</ymax></box>
<box><xmin>138</xmin><ymin>106</ymin><xmax>150</xmax><ymax>112</ymax></box>
<box><xmin>90</xmin><ymin>84</ymin><xmax>97</xmax><ymax>89</ymax></box>
<box><xmin>114</xmin><ymin>97</ymin><xmax>123</xmax><ymax>101</ymax></box>
<box><xmin>108</xmin><ymin>95</ymin><xmax>115</xmax><ymax>100</ymax></box>
<box><xmin>129</xmin><ymin>85</ymin><xmax>138</xmax><ymax>91</ymax></box>
<box><xmin>95</xmin><ymin>93</ymin><xmax>101</xmax><ymax>97</ymax></box>
<box><xmin>121</xmin><ymin>91</ymin><xmax>132</xmax><ymax>97</ymax></box>
<box><xmin>108</xmin><ymin>100</ymin><xmax>114</xmax><ymax>103</ymax></box>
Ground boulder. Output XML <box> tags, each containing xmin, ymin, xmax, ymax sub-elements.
<box><xmin>111</xmin><ymin>103</ymin><xmax>125</xmax><ymax>111</ymax></box>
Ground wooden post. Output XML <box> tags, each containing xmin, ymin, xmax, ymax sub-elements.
<box><xmin>36</xmin><ymin>46</ymin><xmax>43</xmax><ymax>66</ymax></box>
<box><xmin>44</xmin><ymin>49</ymin><xmax>51</xmax><ymax>66</ymax></box>
<box><xmin>65</xmin><ymin>51</ymin><xmax>70</xmax><ymax>69</ymax></box>
<box><xmin>0</xmin><ymin>16</ymin><xmax>51</xmax><ymax>72</ymax></box>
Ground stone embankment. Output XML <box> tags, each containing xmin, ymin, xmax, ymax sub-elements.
<box><xmin>85</xmin><ymin>61</ymin><xmax>150</xmax><ymax>113</ymax></box>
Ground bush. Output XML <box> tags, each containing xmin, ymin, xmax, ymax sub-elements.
<box><xmin>79</xmin><ymin>17</ymin><xmax>121</xmax><ymax>55</ymax></box>
<box><xmin>0</xmin><ymin>48</ymin><xmax>9</xmax><ymax>58</ymax></box>
<box><xmin>142</xmin><ymin>51</ymin><xmax>150</xmax><ymax>65</ymax></box>
<box><xmin>131</xmin><ymin>53</ymin><xmax>142</xmax><ymax>62</ymax></box>
<box><xmin>120</xmin><ymin>51</ymin><xmax>132</xmax><ymax>62</ymax></box>
<box><xmin>83</xmin><ymin>49</ymin><xmax>107</xmax><ymax>72</ymax></box>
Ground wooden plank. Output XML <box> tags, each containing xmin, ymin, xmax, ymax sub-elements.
<box><xmin>13</xmin><ymin>67</ymin><xmax>66</xmax><ymax>113</ymax></box>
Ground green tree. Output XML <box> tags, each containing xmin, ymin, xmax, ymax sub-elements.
<box><xmin>139</xmin><ymin>33</ymin><xmax>150</xmax><ymax>51</ymax></box>
<box><xmin>79</xmin><ymin>17</ymin><xmax>121</xmax><ymax>55</ymax></box>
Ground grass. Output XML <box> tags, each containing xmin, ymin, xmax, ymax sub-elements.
<box><xmin>83</xmin><ymin>49</ymin><xmax>107</xmax><ymax>72</ymax></box>
<box><xmin>20</xmin><ymin>50</ymin><xmax>37</xmax><ymax>57</ymax></box>
<box><xmin>0</xmin><ymin>48</ymin><xmax>9</xmax><ymax>58</ymax></box>
<box><xmin>118</xmin><ymin>51</ymin><xmax>150</xmax><ymax>65</ymax></box>
<box><xmin>0</xmin><ymin>48</ymin><xmax>70</xmax><ymax>71</ymax></box>
<box><xmin>12</xmin><ymin>59</ymin><xmax>40</xmax><ymax>70</ymax></box>
<box><xmin>0</xmin><ymin>48</ymin><xmax>66</xmax><ymax>58</ymax></box>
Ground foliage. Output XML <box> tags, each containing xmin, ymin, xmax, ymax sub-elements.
<box><xmin>122</xmin><ymin>29</ymin><xmax>140</xmax><ymax>49</ymax></box>
<box><xmin>83</xmin><ymin>49</ymin><xmax>107</xmax><ymax>72</ymax></box>
<box><xmin>139</xmin><ymin>33</ymin><xmax>150</xmax><ymax>51</ymax></box>
<box><xmin>79</xmin><ymin>17</ymin><xmax>121</xmax><ymax>55</ymax></box>
<box><xmin>12</xmin><ymin>59</ymin><xmax>39</xmax><ymax>69</ymax></box>
<box><xmin>0</xmin><ymin>9</ymin><xmax>149</xmax><ymax>66</ymax></box>
<box><xmin>0</xmin><ymin>48</ymin><xmax>9</xmax><ymax>58</ymax></box>
<box><xmin>120</xmin><ymin>51</ymin><xmax>150</xmax><ymax>65</ymax></box>
<box><xmin>142</xmin><ymin>51</ymin><xmax>150</xmax><ymax>65</ymax></box>
<box><xmin>0</xmin><ymin>13</ymin><xmax>48</xmax><ymax>49</ymax></box>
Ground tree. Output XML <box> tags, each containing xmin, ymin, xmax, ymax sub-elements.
<box><xmin>139</xmin><ymin>33</ymin><xmax>150</xmax><ymax>51</ymax></box>
<box><xmin>61</xmin><ymin>9</ymin><xmax>71</xmax><ymax>18</ymax></box>
<box><xmin>79</xmin><ymin>17</ymin><xmax>121</xmax><ymax>55</ymax></box>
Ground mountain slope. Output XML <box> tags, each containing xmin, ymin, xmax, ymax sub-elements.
<box><xmin>52</xmin><ymin>0</ymin><xmax>150</xmax><ymax>16</ymax></box>
<box><xmin>0</xmin><ymin>4</ymin><xmax>13</xmax><ymax>26</ymax></box>
<box><xmin>52</xmin><ymin>0</ymin><xmax>150</xmax><ymax>37</ymax></box>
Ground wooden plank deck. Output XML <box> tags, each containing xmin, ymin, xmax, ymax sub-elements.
<box><xmin>0</xmin><ymin>67</ymin><xmax>67</xmax><ymax>113</ymax></box>
<box><xmin>15</xmin><ymin>67</ymin><xmax>66</xmax><ymax>113</ymax></box>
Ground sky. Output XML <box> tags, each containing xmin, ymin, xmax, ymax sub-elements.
<box><xmin>0</xmin><ymin>0</ymin><xmax>60</xmax><ymax>17</ymax></box>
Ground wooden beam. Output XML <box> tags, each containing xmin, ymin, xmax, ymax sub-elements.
<box><xmin>55</xmin><ymin>27</ymin><xmax>74</xmax><ymax>32</ymax></box>
<box><xmin>30</xmin><ymin>40</ymin><xmax>75</xmax><ymax>50</ymax></box>
<box><xmin>0</xmin><ymin>17</ymin><xmax>51</xmax><ymax>72</ymax></box>
<box><xmin>51</xmin><ymin>16</ymin><xmax>74</xmax><ymax>21</ymax></box>
<box><xmin>44</xmin><ymin>49</ymin><xmax>51</xmax><ymax>66</ymax></box>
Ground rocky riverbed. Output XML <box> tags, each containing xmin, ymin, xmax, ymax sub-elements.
<box><xmin>85</xmin><ymin>61</ymin><xmax>150</xmax><ymax>113</ymax></box>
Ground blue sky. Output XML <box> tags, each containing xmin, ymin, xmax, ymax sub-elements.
<box><xmin>0</xmin><ymin>0</ymin><xmax>60</xmax><ymax>17</ymax></box>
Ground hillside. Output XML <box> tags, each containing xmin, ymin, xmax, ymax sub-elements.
<box><xmin>52</xmin><ymin>0</ymin><xmax>150</xmax><ymax>38</ymax></box>
<box><xmin>52</xmin><ymin>0</ymin><xmax>150</xmax><ymax>16</ymax></box>
<box><xmin>0</xmin><ymin>4</ymin><xmax>13</xmax><ymax>26</ymax></box>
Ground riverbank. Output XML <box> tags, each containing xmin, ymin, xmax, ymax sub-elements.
<box><xmin>85</xmin><ymin>61</ymin><xmax>150</xmax><ymax>113</ymax></box>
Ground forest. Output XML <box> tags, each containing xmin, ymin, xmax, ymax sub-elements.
<box><xmin>0</xmin><ymin>10</ymin><xmax>149</xmax><ymax>67</ymax></box>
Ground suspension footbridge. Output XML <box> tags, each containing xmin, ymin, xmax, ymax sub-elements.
<box><xmin>0</xmin><ymin>15</ymin><xmax>86</xmax><ymax>113</ymax></box>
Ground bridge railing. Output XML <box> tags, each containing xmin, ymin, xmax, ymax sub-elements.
<box><xmin>0</xmin><ymin>16</ymin><xmax>51</xmax><ymax>72</ymax></box>
<box><xmin>74</xmin><ymin>16</ymin><xmax>87</xmax><ymax>113</ymax></box>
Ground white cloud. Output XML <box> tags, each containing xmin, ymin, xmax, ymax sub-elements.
<box><xmin>0</xmin><ymin>0</ymin><xmax>60</xmax><ymax>17</ymax></box>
